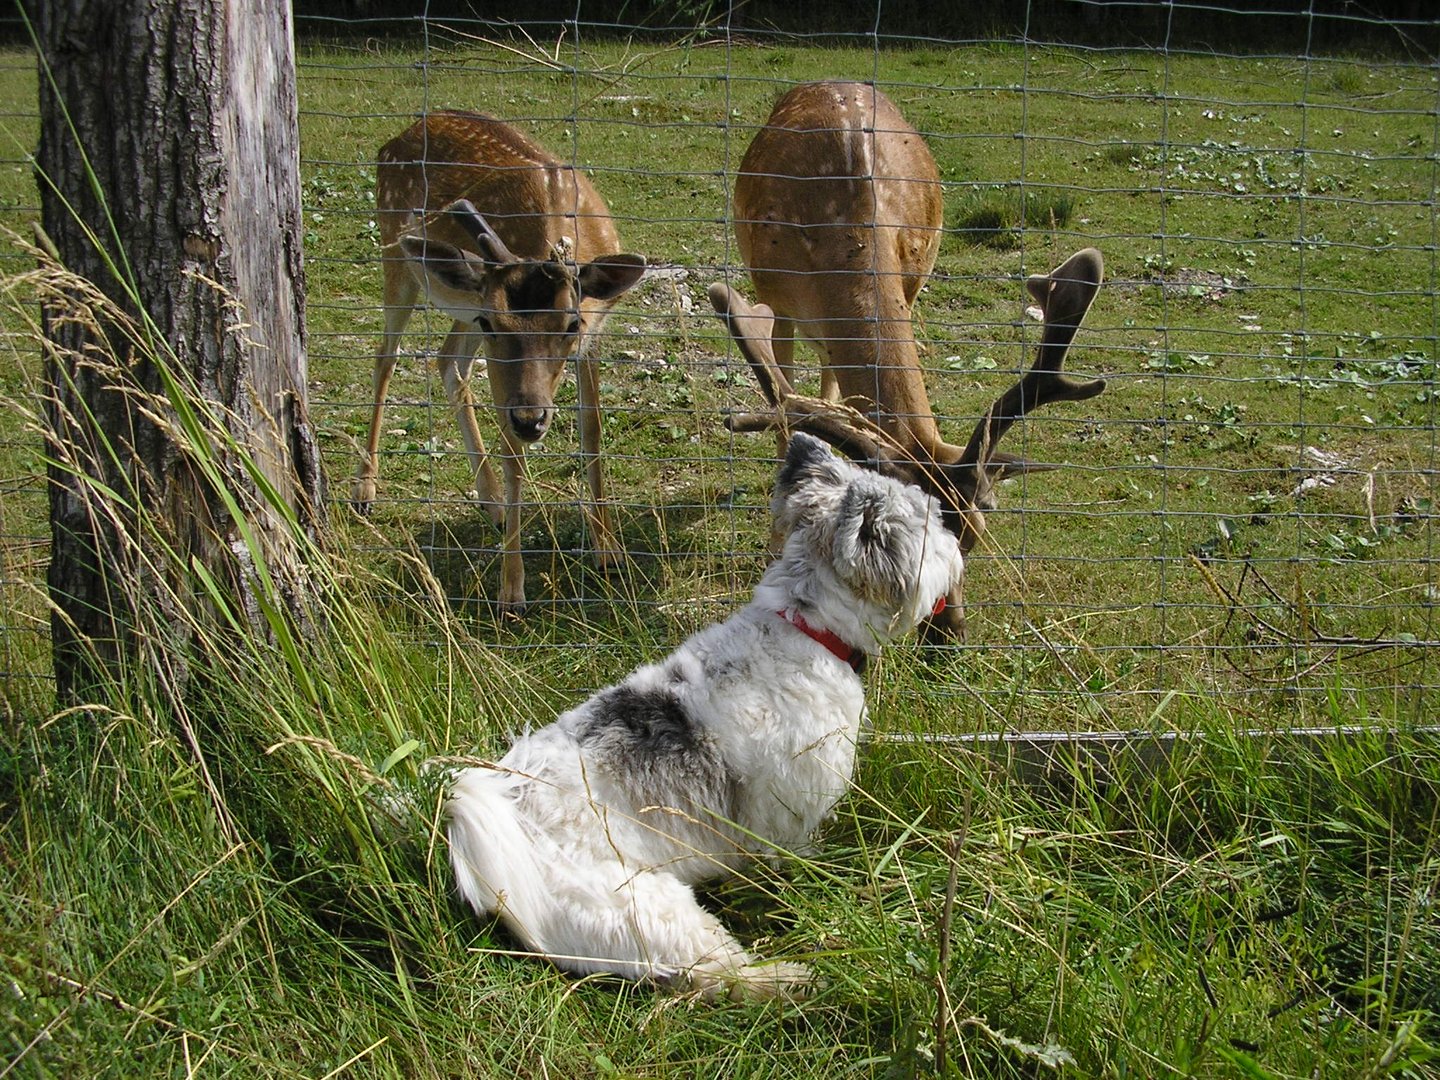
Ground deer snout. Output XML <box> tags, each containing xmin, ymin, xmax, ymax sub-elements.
<box><xmin>507</xmin><ymin>402</ymin><xmax>553</xmax><ymax>443</ymax></box>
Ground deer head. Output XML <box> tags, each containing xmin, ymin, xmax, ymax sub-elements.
<box><xmin>711</xmin><ymin>247</ymin><xmax>1105</xmax><ymax>635</ymax></box>
<box><xmin>399</xmin><ymin>199</ymin><xmax>646</xmax><ymax>443</ymax></box>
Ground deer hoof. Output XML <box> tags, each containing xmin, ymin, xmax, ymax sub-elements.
<box><xmin>497</xmin><ymin>583</ymin><xmax>528</xmax><ymax>618</ymax></box>
<box><xmin>592</xmin><ymin>548</ymin><xmax>625</xmax><ymax>573</ymax></box>
<box><xmin>351</xmin><ymin>477</ymin><xmax>377</xmax><ymax>515</ymax></box>
<box><xmin>467</xmin><ymin>490</ymin><xmax>506</xmax><ymax>528</ymax></box>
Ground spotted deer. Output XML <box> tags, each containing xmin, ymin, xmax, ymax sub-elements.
<box><xmin>710</xmin><ymin>82</ymin><xmax>1105</xmax><ymax>638</ymax></box>
<box><xmin>357</xmin><ymin>110</ymin><xmax>646</xmax><ymax>612</ymax></box>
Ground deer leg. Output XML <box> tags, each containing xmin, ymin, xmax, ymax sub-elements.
<box><xmin>495</xmin><ymin>424</ymin><xmax>529</xmax><ymax>614</ymax></box>
<box><xmin>354</xmin><ymin>267</ymin><xmax>418</xmax><ymax>510</ymax></box>
<box><xmin>770</xmin><ymin>315</ymin><xmax>798</xmax><ymax>382</ymax></box>
<box><xmin>757</xmin><ymin>317</ymin><xmax>801</xmax><ymax>553</ymax></box>
<box><xmin>809</xmin><ymin>319</ymin><xmax>842</xmax><ymax>404</ymax></box>
<box><xmin>576</xmin><ymin>353</ymin><xmax>620</xmax><ymax>568</ymax></box>
<box><xmin>438</xmin><ymin>323</ymin><xmax>504</xmax><ymax>526</ymax></box>
<box><xmin>768</xmin><ymin>316</ymin><xmax>799</xmax><ymax>462</ymax></box>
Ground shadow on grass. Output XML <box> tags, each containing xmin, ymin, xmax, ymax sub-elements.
<box><xmin>399</xmin><ymin>491</ymin><xmax>769</xmax><ymax>640</ymax></box>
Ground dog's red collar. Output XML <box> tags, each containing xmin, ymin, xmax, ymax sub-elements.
<box><xmin>776</xmin><ymin>596</ymin><xmax>947</xmax><ymax>673</ymax></box>
<box><xmin>776</xmin><ymin>609</ymin><xmax>867</xmax><ymax>673</ymax></box>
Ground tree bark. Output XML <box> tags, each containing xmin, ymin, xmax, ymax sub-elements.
<box><xmin>33</xmin><ymin>0</ymin><xmax>325</xmax><ymax>703</ymax></box>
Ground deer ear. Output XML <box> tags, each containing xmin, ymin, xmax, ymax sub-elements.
<box><xmin>399</xmin><ymin>237</ymin><xmax>493</xmax><ymax>324</ymax></box>
<box><xmin>870</xmin><ymin>448</ymin><xmax>927</xmax><ymax>488</ymax></box>
<box><xmin>776</xmin><ymin>432</ymin><xmax>846</xmax><ymax>497</ymax></box>
<box><xmin>578</xmin><ymin>254</ymin><xmax>646</xmax><ymax>301</ymax></box>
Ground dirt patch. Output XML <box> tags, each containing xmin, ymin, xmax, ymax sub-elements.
<box><xmin>1150</xmin><ymin>267</ymin><xmax>1245</xmax><ymax>301</ymax></box>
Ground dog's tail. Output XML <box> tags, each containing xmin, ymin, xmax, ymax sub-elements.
<box><xmin>445</xmin><ymin>766</ymin><xmax>558</xmax><ymax>956</ymax></box>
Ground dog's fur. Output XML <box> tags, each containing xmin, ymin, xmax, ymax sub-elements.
<box><xmin>446</xmin><ymin>433</ymin><xmax>965</xmax><ymax>998</ymax></box>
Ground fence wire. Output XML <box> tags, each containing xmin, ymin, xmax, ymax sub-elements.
<box><xmin>2</xmin><ymin>4</ymin><xmax>1438</xmax><ymax>728</ymax></box>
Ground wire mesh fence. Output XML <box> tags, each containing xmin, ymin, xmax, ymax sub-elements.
<box><xmin>2</xmin><ymin>4</ymin><xmax>1438</xmax><ymax>728</ymax></box>
<box><xmin>0</xmin><ymin>35</ymin><xmax>46</xmax><ymax>713</ymax></box>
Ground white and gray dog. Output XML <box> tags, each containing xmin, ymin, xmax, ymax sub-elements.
<box><xmin>446</xmin><ymin>433</ymin><xmax>964</xmax><ymax>999</ymax></box>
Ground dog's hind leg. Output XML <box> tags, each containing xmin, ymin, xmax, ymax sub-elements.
<box><xmin>614</xmin><ymin>871</ymin><xmax>815</xmax><ymax>1001</ymax></box>
<box><xmin>541</xmin><ymin>866</ymin><xmax>813</xmax><ymax>997</ymax></box>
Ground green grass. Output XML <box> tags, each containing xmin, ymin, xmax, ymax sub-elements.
<box><xmin>2</xmin><ymin>32</ymin><xmax>1439</xmax><ymax>1077</ymax></box>
<box><xmin>946</xmin><ymin>186</ymin><xmax>1078</xmax><ymax>249</ymax></box>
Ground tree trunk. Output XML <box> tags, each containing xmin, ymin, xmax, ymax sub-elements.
<box><xmin>33</xmin><ymin>0</ymin><xmax>325</xmax><ymax>703</ymax></box>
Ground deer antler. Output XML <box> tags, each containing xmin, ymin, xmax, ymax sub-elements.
<box><xmin>955</xmin><ymin>247</ymin><xmax>1106</xmax><ymax>473</ymax></box>
<box><xmin>439</xmin><ymin>198</ymin><xmax>518</xmax><ymax>264</ymax></box>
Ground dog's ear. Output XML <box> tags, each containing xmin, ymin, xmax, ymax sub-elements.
<box><xmin>772</xmin><ymin>432</ymin><xmax>852</xmax><ymax>532</ymax></box>
<box><xmin>775</xmin><ymin>433</ymin><xmax>846</xmax><ymax>498</ymax></box>
<box><xmin>832</xmin><ymin>475</ymin><xmax>913</xmax><ymax>605</ymax></box>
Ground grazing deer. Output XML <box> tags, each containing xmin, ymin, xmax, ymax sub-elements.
<box><xmin>711</xmin><ymin>82</ymin><xmax>1105</xmax><ymax>637</ymax></box>
<box><xmin>356</xmin><ymin>110</ymin><xmax>646</xmax><ymax>612</ymax></box>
